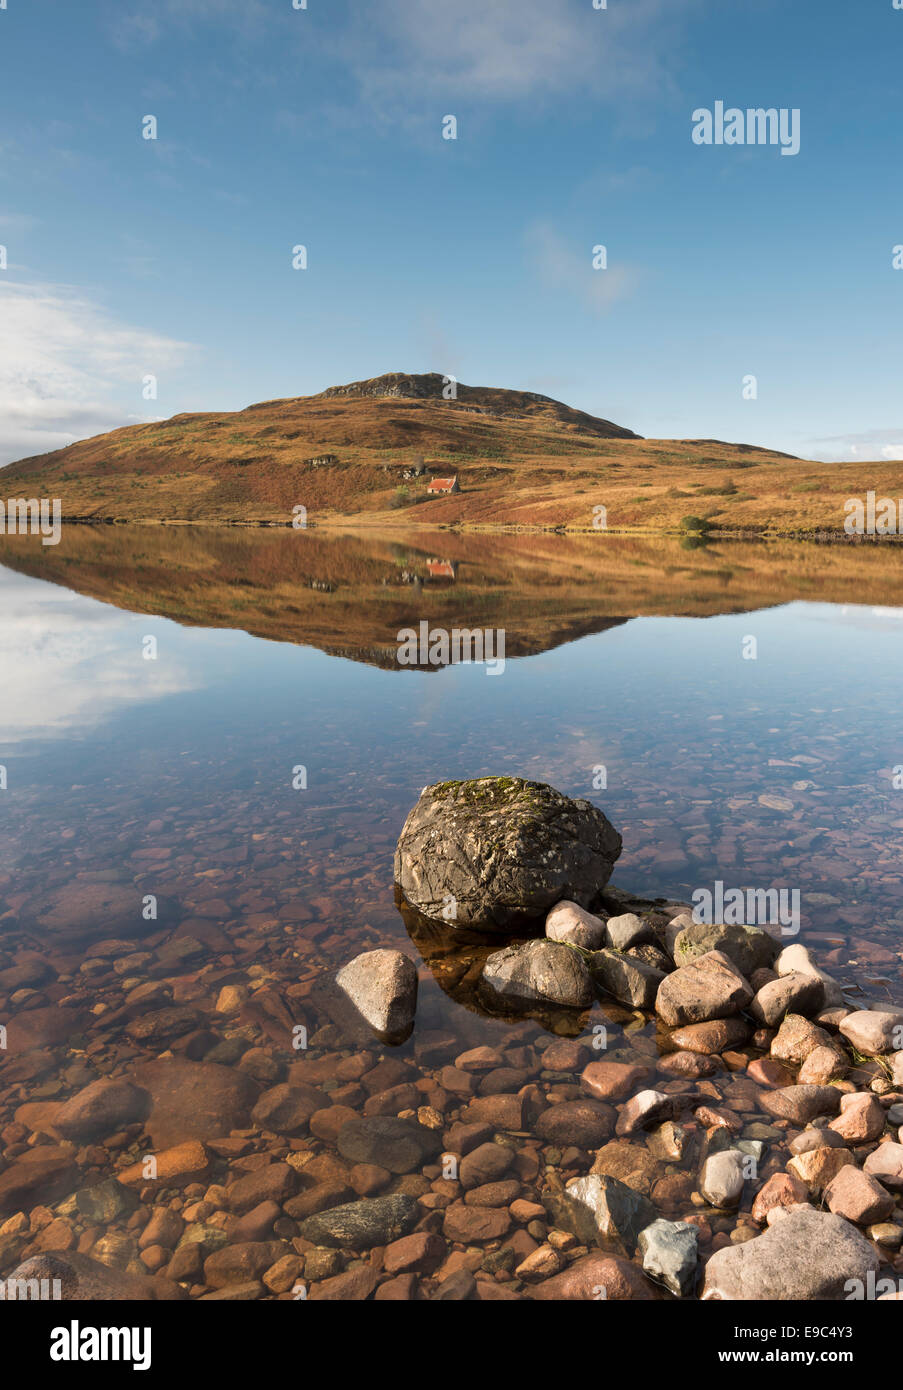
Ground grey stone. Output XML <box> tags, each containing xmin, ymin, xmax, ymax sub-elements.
<box><xmin>637</xmin><ymin>1218</ymin><xmax>699</xmax><ymax>1296</ymax></box>
<box><xmin>335</xmin><ymin>948</ymin><xmax>418</xmax><ymax>1041</ymax></box>
<box><xmin>480</xmin><ymin>939</ymin><xmax>593</xmax><ymax>1010</ymax></box>
<box><xmin>394</xmin><ymin>778</ymin><xmax>621</xmax><ymax>930</ymax></box>
<box><xmin>605</xmin><ymin>913</ymin><xmax>653</xmax><ymax>952</ymax></box>
<box><xmin>700</xmin><ymin>1149</ymin><xmax>747</xmax><ymax>1207</ymax></box>
<box><xmin>589</xmin><ymin>948</ymin><xmax>663</xmax><ymax>1010</ymax></box>
<box><xmin>543</xmin><ymin>1174</ymin><xmax>655</xmax><ymax>1256</ymax></box>
<box><xmin>297</xmin><ymin>1195</ymin><xmax>420</xmax><ymax>1250</ymax></box>
<box><xmin>701</xmin><ymin>1205</ymin><xmax>879</xmax><ymax>1300</ymax></box>
<box><xmin>750</xmin><ymin>972</ymin><xmax>825</xmax><ymax>1027</ymax></box>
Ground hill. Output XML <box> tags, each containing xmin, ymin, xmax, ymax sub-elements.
<box><xmin>1</xmin><ymin>372</ymin><xmax>899</xmax><ymax>534</ymax></box>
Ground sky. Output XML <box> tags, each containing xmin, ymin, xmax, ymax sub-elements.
<box><xmin>0</xmin><ymin>0</ymin><xmax>901</xmax><ymax>466</ymax></box>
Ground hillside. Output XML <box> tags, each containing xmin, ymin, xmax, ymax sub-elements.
<box><xmin>1</xmin><ymin>371</ymin><xmax>900</xmax><ymax>534</ymax></box>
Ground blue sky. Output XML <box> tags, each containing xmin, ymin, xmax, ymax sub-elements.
<box><xmin>0</xmin><ymin>0</ymin><xmax>901</xmax><ymax>464</ymax></box>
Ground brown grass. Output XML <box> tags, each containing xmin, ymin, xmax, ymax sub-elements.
<box><xmin>1</xmin><ymin>381</ymin><xmax>900</xmax><ymax>535</ymax></box>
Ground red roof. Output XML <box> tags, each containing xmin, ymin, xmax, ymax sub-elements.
<box><xmin>427</xmin><ymin>476</ymin><xmax>457</xmax><ymax>491</ymax></box>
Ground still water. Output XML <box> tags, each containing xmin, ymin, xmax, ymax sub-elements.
<box><xmin>0</xmin><ymin>527</ymin><xmax>901</xmax><ymax>1298</ymax></box>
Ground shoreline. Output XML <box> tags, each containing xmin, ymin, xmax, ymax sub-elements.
<box><xmin>8</xmin><ymin>515</ymin><xmax>903</xmax><ymax>544</ymax></box>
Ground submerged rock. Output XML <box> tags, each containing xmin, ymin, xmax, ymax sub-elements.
<box><xmin>543</xmin><ymin>1174</ymin><xmax>656</xmax><ymax>1256</ymax></box>
<box><xmin>758</xmin><ymin>1084</ymin><xmax>842</xmax><ymax>1124</ymax></box>
<box><xmin>701</xmin><ymin>1206</ymin><xmax>879</xmax><ymax>1300</ymax></box>
<box><xmin>335</xmin><ymin>948</ymin><xmax>418</xmax><ymax>1041</ymax></box>
<box><xmin>128</xmin><ymin>1059</ymin><xmax>259</xmax><ymax>1149</ymax></box>
<box><xmin>298</xmin><ymin>1195</ymin><xmax>421</xmax><ymax>1250</ymax></box>
<box><xmin>480</xmin><ymin>939</ymin><xmax>594</xmax><ymax>1010</ymax></box>
<box><xmin>638</xmin><ymin>1218</ymin><xmax>699</xmax><ymax>1296</ymax></box>
<box><xmin>530</xmin><ymin>1251</ymin><xmax>656</xmax><ymax>1300</ymax></box>
<box><xmin>53</xmin><ymin>1078</ymin><xmax>148</xmax><ymax>1141</ymax></box>
<box><xmin>336</xmin><ymin>1115</ymin><xmax>443</xmax><ymax>1174</ymax></box>
<box><xmin>7</xmin><ymin>1251</ymin><xmax>185</xmax><ymax>1300</ymax></box>
<box><xmin>394</xmin><ymin>777</ymin><xmax>621</xmax><ymax>930</ymax></box>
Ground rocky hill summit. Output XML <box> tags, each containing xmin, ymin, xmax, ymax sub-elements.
<box><xmin>317</xmin><ymin>372</ymin><xmax>640</xmax><ymax>440</ymax></box>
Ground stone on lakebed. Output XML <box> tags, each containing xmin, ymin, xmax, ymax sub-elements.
<box><xmin>335</xmin><ymin>947</ymin><xmax>418</xmax><ymax>1042</ymax></box>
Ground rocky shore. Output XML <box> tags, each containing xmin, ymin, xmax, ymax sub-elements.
<box><xmin>1</xmin><ymin>777</ymin><xmax>902</xmax><ymax>1301</ymax></box>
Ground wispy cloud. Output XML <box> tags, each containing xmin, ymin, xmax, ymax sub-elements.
<box><xmin>109</xmin><ymin>0</ymin><xmax>272</xmax><ymax>52</ymax></box>
<box><xmin>0</xmin><ymin>281</ymin><xmax>195</xmax><ymax>466</ymax></box>
<box><xmin>351</xmin><ymin>0</ymin><xmax>679</xmax><ymax>107</ymax></box>
<box><xmin>525</xmin><ymin>222</ymin><xmax>640</xmax><ymax>314</ymax></box>
<box><xmin>806</xmin><ymin>428</ymin><xmax>903</xmax><ymax>463</ymax></box>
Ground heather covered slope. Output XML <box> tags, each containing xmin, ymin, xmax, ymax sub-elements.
<box><xmin>1</xmin><ymin>371</ymin><xmax>897</xmax><ymax>533</ymax></box>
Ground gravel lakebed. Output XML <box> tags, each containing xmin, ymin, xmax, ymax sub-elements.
<box><xmin>1</xmin><ymin>777</ymin><xmax>902</xmax><ymax>1302</ymax></box>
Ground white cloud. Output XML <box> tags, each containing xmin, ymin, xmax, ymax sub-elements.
<box><xmin>0</xmin><ymin>281</ymin><xmax>195</xmax><ymax>466</ymax></box>
<box><xmin>805</xmin><ymin>428</ymin><xmax>903</xmax><ymax>463</ymax></box>
<box><xmin>525</xmin><ymin>222</ymin><xmax>639</xmax><ymax>313</ymax></box>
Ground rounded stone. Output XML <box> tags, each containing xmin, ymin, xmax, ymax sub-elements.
<box><xmin>394</xmin><ymin>778</ymin><xmax>621</xmax><ymax>930</ymax></box>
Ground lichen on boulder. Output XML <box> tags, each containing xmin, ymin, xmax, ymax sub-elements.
<box><xmin>393</xmin><ymin>777</ymin><xmax>621</xmax><ymax>931</ymax></box>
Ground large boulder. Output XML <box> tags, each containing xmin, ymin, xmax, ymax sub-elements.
<box><xmin>701</xmin><ymin>1206</ymin><xmax>879</xmax><ymax>1300</ymax></box>
<box><xmin>394</xmin><ymin>778</ymin><xmax>621</xmax><ymax>930</ymax></box>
